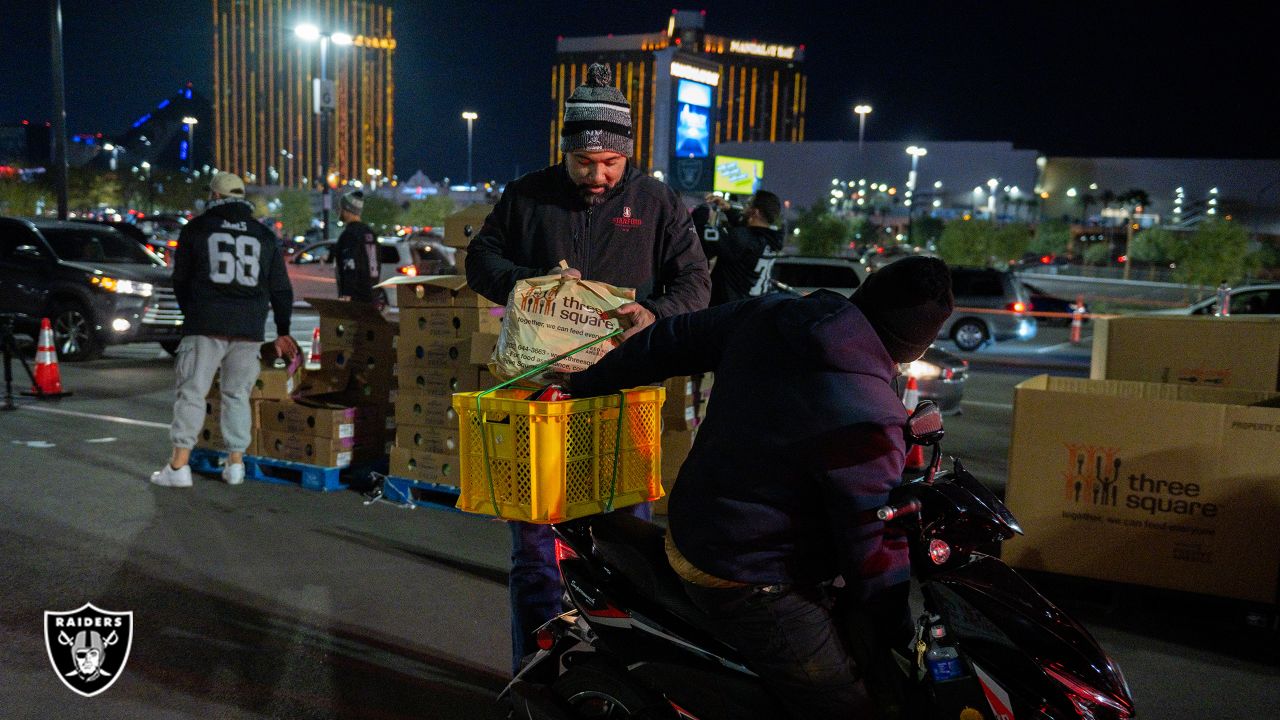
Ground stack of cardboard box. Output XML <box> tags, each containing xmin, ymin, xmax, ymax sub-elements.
<box><xmin>196</xmin><ymin>356</ymin><xmax>304</xmax><ymax>456</ymax></box>
<box><xmin>653</xmin><ymin>373</ymin><xmax>712</xmax><ymax>514</ymax></box>
<box><xmin>221</xmin><ymin>298</ymin><xmax>399</xmax><ymax>469</ymax></box>
<box><xmin>389</xmin><ymin>277</ymin><xmax>501</xmax><ymax>486</ymax></box>
<box><xmin>256</xmin><ymin>392</ymin><xmax>386</xmax><ymax>467</ymax></box>
<box><xmin>1003</xmin><ymin>315</ymin><xmax>1280</xmax><ymax>603</ymax></box>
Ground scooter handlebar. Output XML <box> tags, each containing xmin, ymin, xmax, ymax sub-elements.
<box><xmin>876</xmin><ymin>498</ymin><xmax>922</xmax><ymax>522</ymax></box>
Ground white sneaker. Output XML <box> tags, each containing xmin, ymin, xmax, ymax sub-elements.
<box><xmin>221</xmin><ymin>463</ymin><xmax>245</xmax><ymax>485</ymax></box>
<box><xmin>151</xmin><ymin>464</ymin><xmax>193</xmax><ymax>488</ymax></box>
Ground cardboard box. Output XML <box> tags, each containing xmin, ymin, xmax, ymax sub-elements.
<box><xmin>254</xmin><ymin>364</ymin><xmax>303</xmax><ymax>400</ymax></box>
<box><xmin>396</xmin><ymin>332</ymin><xmax>498</xmax><ymax>370</ymax></box>
<box><xmin>257</xmin><ymin>396</ymin><xmax>385</xmax><ymax>445</ymax></box>
<box><xmin>1091</xmin><ymin>315</ymin><xmax>1280</xmax><ymax>391</ymax></box>
<box><xmin>308</xmin><ymin>297</ymin><xmax>399</xmax><ymax>352</ymax></box>
<box><xmin>401</xmin><ymin>367</ymin><xmax>489</xmax><ymax>396</ymax></box>
<box><xmin>400</xmin><ymin>307</ymin><xmax>503</xmax><ymax>339</ymax></box>
<box><xmin>395</xmin><ymin>423</ymin><xmax>461</xmax><ymax>455</ymax></box>
<box><xmin>259</xmin><ymin>430</ymin><xmax>358</xmax><ymax>468</ymax></box>
<box><xmin>442</xmin><ymin>203</ymin><xmax>494</xmax><ymax>249</ymax></box>
<box><xmin>1004</xmin><ymin>374</ymin><xmax>1280</xmax><ymax>603</ymax></box>
<box><xmin>662</xmin><ymin>374</ymin><xmax>712</xmax><ymax>431</ymax></box>
<box><xmin>390</xmin><ymin>446</ymin><xmax>462</xmax><ymax>486</ymax></box>
<box><xmin>380</xmin><ymin>275</ymin><xmax>498</xmax><ymax>309</ymax></box>
<box><xmin>653</xmin><ymin>428</ymin><xmax>697</xmax><ymax>515</ymax></box>
<box><xmin>394</xmin><ymin>391</ymin><xmax>459</xmax><ymax>429</ymax></box>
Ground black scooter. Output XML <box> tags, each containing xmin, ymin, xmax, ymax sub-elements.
<box><xmin>504</xmin><ymin>401</ymin><xmax>1137</xmax><ymax>720</ymax></box>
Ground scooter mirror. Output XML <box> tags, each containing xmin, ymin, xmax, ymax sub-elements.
<box><xmin>907</xmin><ymin>400</ymin><xmax>945</xmax><ymax>446</ymax></box>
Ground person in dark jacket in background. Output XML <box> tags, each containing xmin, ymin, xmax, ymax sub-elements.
<box><xmin>334</xmin><ymin>190</ymin><xmax>386</xmax><ymax>309</ymax></box>
<box><xmin>151</xmin><ymin>172</ymin><xmax>299</xmax><ymax>488</ymax></box>
<box><xmin>466</xmin><ymin>62</ymin><xmax>710</xmax><ymax>674</ymax></box>
<box><xmin>701</xmin><ymin>190</ymin><xmax>785</xmax><ymax>305</ymax></box>
<box><xmin>565</xmin><ymin>256</ymin><xmax>954</xmax><ymax>719</ymax></box>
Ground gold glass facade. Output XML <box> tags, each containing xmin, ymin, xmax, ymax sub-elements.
<box><xmin>552</xmin><ymin>32</ymin><xmax>806</xmax><ymax>169</ymax></box>
<box><xmin>212</xmin><ymin>0</ymin><xmax>395</xmax><ymax>188</ymax></box>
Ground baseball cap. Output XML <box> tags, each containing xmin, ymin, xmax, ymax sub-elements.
<box><xmin>209</xmin><ymin>172</ymin><xmax>246</xmax><ymax>197</ymax></box>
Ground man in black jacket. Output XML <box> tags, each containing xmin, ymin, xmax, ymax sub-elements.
<box><xmin>151</xmin><ymin>172</ymin><xmax>299</xmax><ymax>488</ymax></box>
<box><xmin>334</xmin><ymin>190</ymin><xmax>386</xmax><ymax>309</ymax></box>
<box><xmin>566</xmin><ymin>257</ymin><xmax>954</xmax><ymax>718</ymax></box>
<box><xmin>466</xmin><ymin>63</ymin><xmax>710</xmax><ymax>674</ymax></box>
<box><xmin>702</xmin><ymin>190</ymin><xmax>785</xmax><ymax>305</ymax></box>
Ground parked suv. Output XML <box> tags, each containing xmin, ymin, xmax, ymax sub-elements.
<box><xmin>0</xmin><ymin>217</ymin><xmax>183</xmax><ymax>360</ymax></box>
<box><xmin>751</xmin><ymin>255</ymin><xmax>865</xmax><ymax>297</ymax></box>
<box><xmin>939</xmin><ymin>266</ymin><xmax>1036</xmax><ymax>351</ymax></box>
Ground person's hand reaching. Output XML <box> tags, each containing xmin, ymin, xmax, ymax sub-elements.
<box><xmin>613</xmin><ymin>303</ymin><xmax>656</xmax><ymax>340</ymax></box>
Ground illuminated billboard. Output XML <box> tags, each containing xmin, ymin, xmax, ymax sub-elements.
<box><xmin>674</xmin><ymin>79</ymin><xmax>711</xmax><ymax>159</ymax></box>
<box><xmin>713</xmin><ymin>156</ymin><xmax>764</xmax><ymax>196</ymax></box>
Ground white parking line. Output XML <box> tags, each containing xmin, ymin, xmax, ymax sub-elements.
<box><xmin>963</xmin><ymin>400</ymin><xmax>1014</xmax><ymax>411</ymax></box>
<box><xmin>21</xmin><ymin>405</ymin><xmax>169</xmax><ymax>429</ymax></box>
<box><xmin>1036</xmin><ymin>340</ymin><xmax>1088</xmax><ymax>353</ymax></box>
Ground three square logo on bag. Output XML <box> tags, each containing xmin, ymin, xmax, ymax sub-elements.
<box><xmin>44</xmin><ymin>603</ymin><xmax>133</xmax><ymax>697</ymax></box>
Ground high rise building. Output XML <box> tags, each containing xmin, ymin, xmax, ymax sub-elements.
<box><xmin>212</xmin><ymin>0</ymin><xmax>395</xmax><ymax>188</ymax></box>
<box><xmin>552</xmin><ymin>9</ymin><xmax>806</xmax><ymax>192</ymax></box>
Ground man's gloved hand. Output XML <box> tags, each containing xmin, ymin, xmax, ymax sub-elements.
<box><xmin>613</xmin><ymin>302</ymin><xmax>655</xmax><ymax>340</ymax></box>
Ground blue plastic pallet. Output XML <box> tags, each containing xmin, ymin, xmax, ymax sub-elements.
<box><xmin>189</xmin><ymin>448</ymin><xmax>363</xmax><ymax>492</ymax></box>
<box><xmin>382</xmin><ymin>476</ymin><xmax>463</xmax><ymax>513</ymax></box>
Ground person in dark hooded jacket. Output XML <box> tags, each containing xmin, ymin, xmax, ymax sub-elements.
<box><xmin>566</xmin><ymin>256</ymin><xmax>954</xmax><ymax>719</ymax></box>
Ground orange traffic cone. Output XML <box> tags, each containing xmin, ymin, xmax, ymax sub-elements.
<box><xmin>29</xmin><ymin>318</ymin><xmax>70</xmax><ymax>398</ymax></box>
<box><xmin>1070</xmin><ymin>295</ymin><xmax>1085</xmax><ymax>345</ymax></box>
<box><xmin>903</xmin><ymin>376</ymin><xmax>926</xmax><ymax>471</ymax></box>
<box><xmin>307</xmin><ymin>326</ymin><xmax>322</xmax><ymax>369</ymax></box>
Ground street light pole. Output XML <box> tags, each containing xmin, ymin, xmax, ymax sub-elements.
<box><xmin>462</xmin><ymin>111</ymin><xmax>478</xmax><ymax>189</ymax></box>
<box><xmin>319</xmin><ymin>33</ymin><xmax>330</xmax><ymax>240</ymax></box>
<box><xmin>853</xmin><ymin>104</ymin><xmax>872</xmax><ymax>154</ymax></box>
<box><xmin>905</xmin><ymin>146</ymin><xmax>927</xmax><ymax>245</ymax></box>
<box><xmin>50</xmin><ymin>0</ymin><xmax>69</xmax><ymax>220</ymax></box>
<box><xmin>182</xmin><ymin>116</ymin><xmax>199</xmax><ymax>172</ymax></box>
<box><xmin>297</xmin><ymin>24</ymin><xmax>351</xmax><ymax>242</ymax></box>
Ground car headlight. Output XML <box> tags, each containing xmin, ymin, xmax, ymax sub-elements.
<box><xmin>907</xmin><ymin>360</ymin><xmax>943</xmax><ymax>380</ymax></box>
<box><xmin>90</xmin><ymin>276</ymin><xmax>154</xmax><ymax>297</ymax></box>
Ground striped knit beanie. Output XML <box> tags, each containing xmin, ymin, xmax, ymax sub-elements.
<box><xmin>560</xmin><ymin>63</ymin><xmax>634</xmax><ymax>157</ymax></box>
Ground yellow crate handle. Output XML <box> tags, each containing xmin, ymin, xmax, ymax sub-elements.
<box><xmin>474</xmin><ymin>330</ymin><xmax>625</xmax><ymax>519</ymax></box>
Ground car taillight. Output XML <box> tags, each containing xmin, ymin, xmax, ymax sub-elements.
<box><xmin>1009</xmin><ymin>301</ymin><xmax>1028</xmax><ymax>313</ymax></box>
<box><xmin>398</xmin><ymin>264</ymin><xmax>418</xmax><ymax>276</ymax></box>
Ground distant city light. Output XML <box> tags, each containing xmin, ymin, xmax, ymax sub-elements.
<box><xmin>295</xmin><ymin>24</ymin><xmax>320</xmax><ymax>41</ymax></box>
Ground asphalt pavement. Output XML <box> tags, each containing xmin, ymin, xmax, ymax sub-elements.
<box><xmin>1</xmin><ymin>322</ymin><xmax>1277</xmax><ymax>718</ymax></box>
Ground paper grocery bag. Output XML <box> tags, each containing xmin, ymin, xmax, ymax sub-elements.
<box><xmin>491</xmin><ymin>265</ymin><xmax>635</xmax><ymax>379</ymax></box>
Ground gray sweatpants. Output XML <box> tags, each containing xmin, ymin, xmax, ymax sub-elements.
<box><xmin>171</xmin><ymin>336</ymin><xmax>262</xmax><ymax>452</ymax></box>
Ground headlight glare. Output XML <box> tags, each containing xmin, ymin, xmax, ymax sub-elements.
<box><xmin>908</xmin><ymin>360</ymin><xmax>943</xmax><ymax>380</ymax></box>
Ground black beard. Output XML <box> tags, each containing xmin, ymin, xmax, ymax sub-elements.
<box><xmin>578</xmin><ymin>185</ymin><xmax>611</xmax><ymax>206</ymax></box>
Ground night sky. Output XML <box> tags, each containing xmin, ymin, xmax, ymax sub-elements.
<box><xmin>3</xmin><ymin>1</ymin><xmax>1277</xmax><ymax>185</ymax></box>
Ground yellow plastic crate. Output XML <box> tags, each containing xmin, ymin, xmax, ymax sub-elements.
<box><xmin>453</xmin><ymin>387</ymin><xmax>665</xmax><ymax>523</ymax></box>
